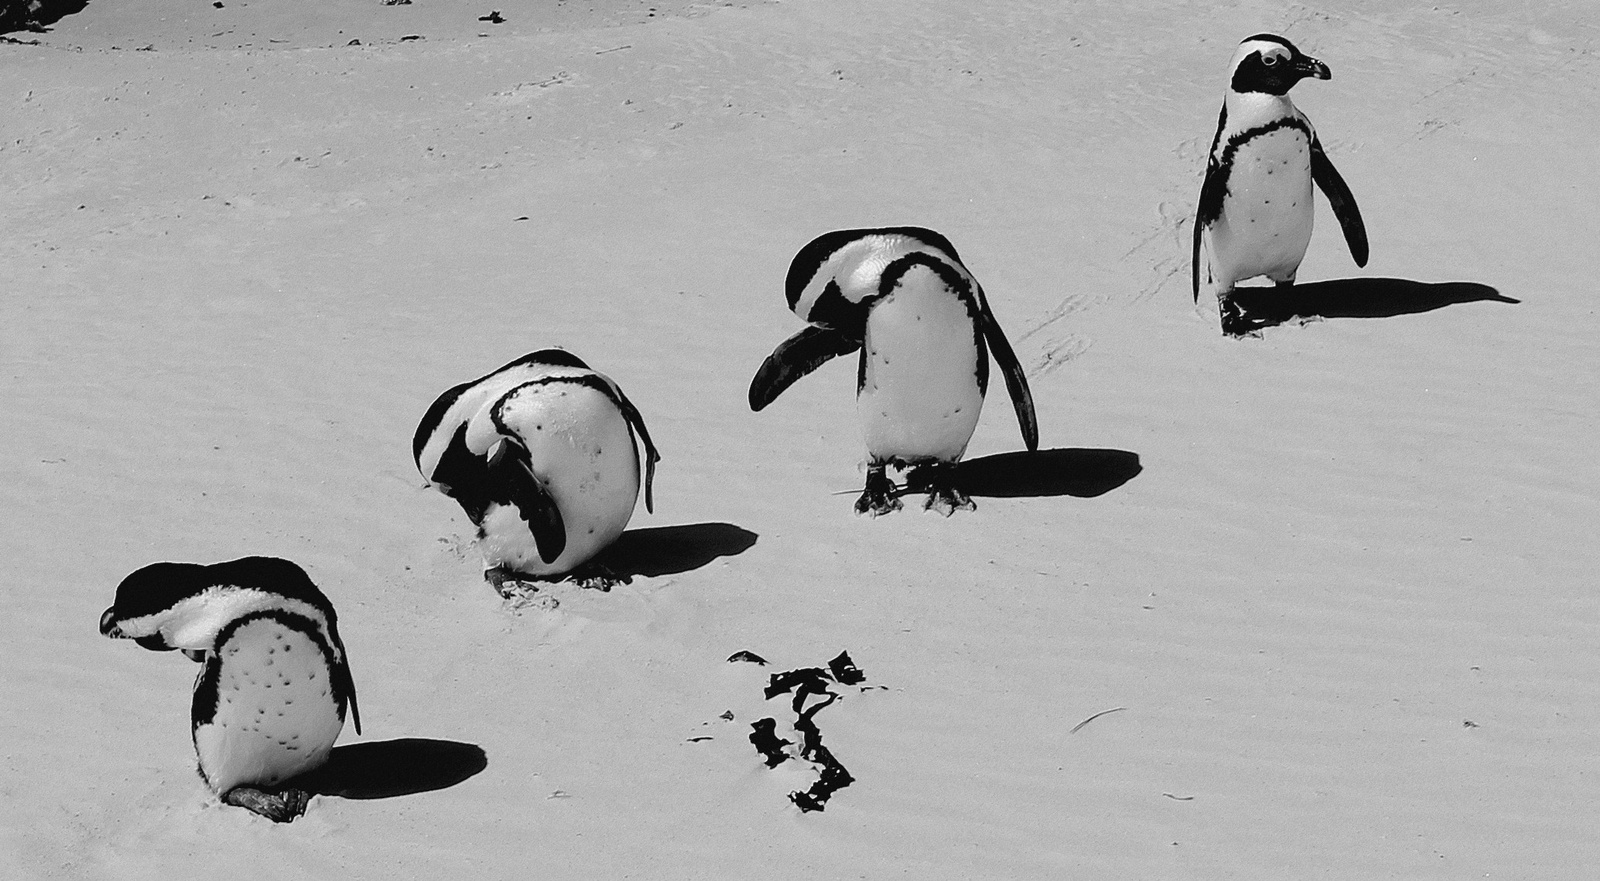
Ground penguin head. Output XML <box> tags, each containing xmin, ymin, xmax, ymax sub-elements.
<box><xmin>784</xmin><ymin>227</ymin><xmax>964</xmax><ymax>328</ymax></box>
<box><xmin>1229</xmin><ymin>34</ymin><xmax>1330</xmax><ymax>96</ymax></box>
<box><xmin>101</xmin><ymin>557</ymin><xmax>342</xmax><ymax>657</ymax></box>
<box><xmin>101</xmin><ymin>561</ymin><xmax>215</xmax><ymax>651</ymax></box>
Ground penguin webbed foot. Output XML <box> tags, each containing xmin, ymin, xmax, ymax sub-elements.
<box><xmin>853</xmin><ymin>467</ymin><xmax>902</xmax><ymax>517</ymax></box>
<box><xmin>222</xmin><ymin>785</ymin><xmax>311</xmax><ymax>823</ymax></box>
<box><xmin>922</xmin><ymin>484</ymin><xmax>975</xmax><ymax>516</ymax></box>
<box><xmin>906</xmin><ymin>463</ymin><xmax>975</xmax><ymax>516</ymax></box>
<box><xmin>486</xmin><ymin>566</ymin><xmax>549</xmax><ymax>601</ymax></box>
<box><xmin>485</xmin><ymin>566</ymin><xmax>524</xmax><ymax>593</ymax></box>
<box><xmin>1217</xmin><ymin>291</ymin><xmax>1263</xmax><ymax>338</ymax></box>
<box><xmin>568</xmin><ymin>562</ymin><xmax>627</xmax><ymax>592</ymax></box>
<box><xmin>485</xmin><ymin>564</ymin><xmax>627</xmax><ymax>604</ymax></box>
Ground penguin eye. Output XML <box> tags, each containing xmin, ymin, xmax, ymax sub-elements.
<box><xmin>1262</xmin><ymin>54</ymin><xmax>1280</xmax><ymax>66</ymax></box>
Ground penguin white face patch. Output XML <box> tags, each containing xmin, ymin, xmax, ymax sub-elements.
<box><xmin>1254</xmin><ymin>44</ymin><xmax>1290</xmax><ymax>68</ymax></box>
<box><xmin>1230</xmin><ymin>35</ymin><xmax>1295</xmax><ymax>76</ymax></box>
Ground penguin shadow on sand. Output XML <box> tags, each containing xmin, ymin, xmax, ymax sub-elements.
<box><xmin>595</xmin><ymin>521</ymin><xmax>759</xmax><ymax>581</ymax></box>
<box><xmin>296</xmin><ymin>737</ymin><xmax>487</xmax><ymax>801</ymax></box>
<box><xmin>1228</xmin><ymin>278</ymin><xmax>1517</xmax><ymax>334</ymax></box>
<box><xmin>955</xmin><ymin>447</ymin><xmax>1142</xmax><ymax>500</ymax></box>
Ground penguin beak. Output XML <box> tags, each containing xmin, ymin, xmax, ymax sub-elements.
<box><xmin>1297</xmin><ymin>55</ymin><xmax>1331</xmax><ymax>80</ymax></box>
<box><xmin>99</xmin><ymin>606</ymin><xmax>121</xmax><ymax>637</ymax></box>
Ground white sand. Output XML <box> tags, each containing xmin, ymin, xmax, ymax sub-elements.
<box><xmin>3</xmin><ymin>1</ymin><xmax>1598</xmax><ymax>877</ymax></box>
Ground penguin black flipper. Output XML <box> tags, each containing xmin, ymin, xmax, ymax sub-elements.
<box><xmin>327</xmin><ymin>630</ymin><xmax>361</xmax><ymax>735</ymax></box>
<box><xmin>486</xmin><ymin>437</ymin><xmax>566</xmax><ymax>564</ymax></box>
<box><xmin>975</xmin><ymin>289</ymin><xmax>1039</xmax><ymax>452</ymax></box>
<box><xmin>610</xmin><ymin>386</ymin><xmax>661</xmax><ymax>514</ymax></box>
<box><xmin>1193</xmin><ymin>106</ymin><xmax>1229</xmax><ymax>302</ymax></box>
<box><xmin>748</xmin><ymin>324</ymin><xmax>863</xmax><ymax>412</ymax></box>
<box><xmin>1309</xmin><ymin>131</ymin><xmax>1369</xmax><ymax>267</ymax></box>
<box><xmin>337</xmin><ymin>663</ymin><xmax>361</xmax><ymax>735</ymax></box>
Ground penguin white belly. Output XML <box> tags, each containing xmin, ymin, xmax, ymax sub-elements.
<box><xmin>479</xmin><ymin>382</ymin><xmax>641</xmax><ymax>576</ymax></box>
<box><xmin>857</xmin><ymin>266</ymin><xmax>985</xmax><ymax>465</ymax></box>
<box><xmin>194</xmin><ymin>616</ymin><xmax>344</xmax><ymax>793</ymax></box>
<box><xmin>1209</xmin><ymin>127</ymin><xmax>1315</xmax><ymax>288</ymax></box>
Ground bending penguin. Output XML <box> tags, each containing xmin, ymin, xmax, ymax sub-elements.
<box><xmin>413</xmin><ymin>349</ymin><xmax>660</xmax><ymax>590</ymax></box>
<box><xmin>1193</xmin><ymin>33</ymin><xmax>1368</xmax><ymax>336</ymax></box>
<box><xmin>749</xmin><ymin>227</ymin><xmax>1038</xmax><ymax>516</ymax></box>
<box><xmin>99</xmin><ymin>556</ymin><xmax>361</xmax><ymax>823</ymax></box>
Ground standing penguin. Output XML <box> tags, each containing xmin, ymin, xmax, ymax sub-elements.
<box><xmin>1193</xmin><ymin>33</ymin><xmax>1368</xmax><ymax>336</ymax></box>
<box><xmin>99</xmin><ymin>556</ymin><xmax>361</xmax><ymax>823</ymax></box>
<box><xmin>413</xmin><ymin>349</ymin><xmax>660</xmax><ymax>589</ymax></box>
<box><xmin>749</xmin><ymin>227</ymin><xmax>1038</xmax><ymax>516</ymax></box>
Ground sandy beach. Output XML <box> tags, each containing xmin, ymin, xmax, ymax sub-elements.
<box><xmin>3</xmin><ymin>1</ymin><xmax>1598</xmax><ymax>877</ymax></box>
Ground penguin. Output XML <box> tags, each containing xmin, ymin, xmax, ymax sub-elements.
<box><xmin>749</xmin><ymin>227</ymin><xmax>1039</xmax><ymax>516</ymax></box>
<box><xmin>413</xmin><ymin>348</ymin><xmax>660</xmax><ymax>589</ymax></box>
<box><xmin>99</xmin><ymin>556</ymin><xmax>361</xmax><ymax>823</ymax></box>
<box><xmin>1193</xmin><ymin>33</ymin><xmax>1368</xmax><ymax>336</ymax></box>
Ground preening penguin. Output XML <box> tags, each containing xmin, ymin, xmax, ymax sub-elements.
<box><xmin>99</xmin><ymin>556</ymin><xmax>361</xmax><ymax>823</ymax></box>
<box><xmin>1193</xmin><ymin>33</ymin><xmax>1368</xmax><ymax>336</ymax></box>
<box><xmin>413</xmin><ymin>349</ymin><xmax>660</xmax><ymax>589</ymax></box>
<box><xmin>749</xmin><ymin>227</ymin><xmax>1039</xmax><ymax>516</ymax></box>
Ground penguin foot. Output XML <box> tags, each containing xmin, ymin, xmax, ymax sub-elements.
<box><xmin>222</xmin><ymin>785</ymin><xmax>310</xmax><ymax>823</ymax></box>
<box><xmin>486</xmin><ymin>568</ymin><xmax>563</xmax><ymax>611</ymax></box>
<box><xmin>501</xmin><ymin>586</ymin><xmax>560</xmax><ymax>613</ymax></box>
<box><xmin>1217</xmin><ymin>291</ymin><xmax>1268</xmax><ymax>337</ymax></box>
<box><xmin>569</xmin><ymin>563</ymin><xmax>626</xmax><ymax>592</ymax></box>
<box><xmin>485</xmin><ymin>566</ymin><xmax>537</xmax><ymax>596</ymax></box>
<box><xmin>854</xmin><ymin>468</ymin><xmax>901</xmax><ymax>517</ymax></box>
<box><xmin>922</xmin><ymin>485</ymin><xmax>975</xmax><ymax>516</ymax></box>
<box><xmin>1217</xmin><ymin>293</ymin><xmax>1247</xmax><ymax>337</ymax></box>
<box><xmin>907</xmin><ymin>463</ymin><xmax>975</xmax><ymax>516</ymax></box>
